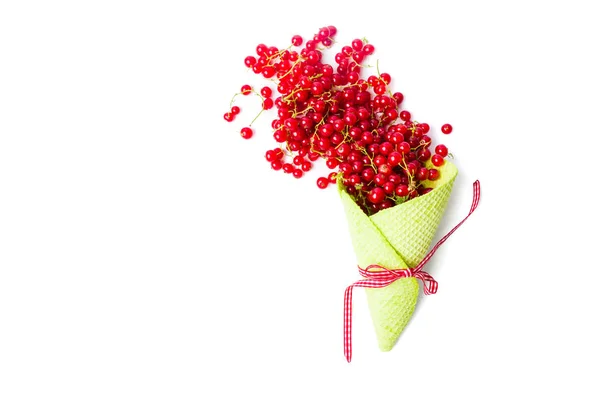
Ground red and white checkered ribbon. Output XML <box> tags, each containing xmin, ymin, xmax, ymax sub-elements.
<box><xmin>344</xmin><ymin>180</ymin><xmax>481</xmax><ymax>362</ymax></box>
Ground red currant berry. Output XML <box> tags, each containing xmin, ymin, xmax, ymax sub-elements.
<box><xmin>348</xmin><ymin>174</ymin><xmax>361</xmax><ymax>185</ymax></box>
<box><xmin>398</xmin><ymin>142</ymin><xmax>411</xmax><ymax>154</ymax></box>
<box><xmin>399</xmin><ymin>110</ymin><xmax>411</xmax><ymax>121</ymax></box>
<box><xmin>293</xmin><ymin>155</ymin><xmax>304</xmax><ymax>166</ymax></box>
<box><xmin>328</xmin><ymin>172</ymin><xmax>338</xmax><ymax>183</ymax></box>
<box><xmin>265</xmin><ymin>150</ymin><xmax>276</xmax><ymax>162</ymax></box>
<box><xmin>362</xmin><ymin>44</ymin><xmax>375</xmax><ymax>55</ymax></box>
<box><xmin>378</xmin><ymin>72</ymin><xmax>391</xmax><ymax>84</ymax></box>
<box><xmin>435</xmin><ymin>144</ymin><xmax>448</xmax><ymax>157</ymax></box>
<box><xmin>374</xmin><ymin>173</ymin><xmax>387</xmax><ymax>186</ymax></box>
<box><xmin>441</xmin><ymin>123</ymin><xmax>453</xmax><ymax>134</ymax></box>
<box><xmin>388</xmin><ymin>174</ymin><xmax>401</xmax><ymax>185</ymax></box>
<box><xmin>316</xmin><ymin>177</ymin><xmax>329</xmax><ymax>189</ymax></box>
<box><xmin>273</xmin><ymin>130</ymin><xmax>287</xmax><ymax>143</ymax></box>
<box><xmin>428</xmin><ymin>169</ymin><xmax>440</xmax><ymax>181</ymax></box>
<box><xmin>291</xmin><ymin>35</ymin><xmax>303</xmax><ymax>46</ymax></box>
<box><xmin>308</xmin><ymin>152</ymin><xmax>320</xmax><ymax>162</ymax></box>
<box><xmin>262</xmin><ymin>67</ymin><xmax>276</xmax><ymax>78</ymax></box>
<box><xmin>383</xmin><ymin>181</ymin><xmax>396</xmax><ymax>195</ymax></box>
<box><xmin>390</xmin><ymin>93</ymin><xmax>403</xmax><ymax>106</ymax></box>
<box><xmin>388</xmin><ymin>151</ymin><xmax>402</xmax><ymax>166</ymax></box>
<box><xmin>385</xmin><ymin>108</ymin><xmax>398</xmax><ymax>120</ymax></box>
<box><xmin>224</xmin><ymin>112</ymin><xmax>234</xmax><ymax>122</ymax></box>
<box><xmin>262</xmin><ymin>97</ymin><xmax>274</xmax><ymax>110</ymax></box>
<box><xmin>373</xmin><ymin>84</ymin><xmax>386</xmax><ymax>96</ymax></box>
<box><xmin>395</xmin><ymin>184</ymin><xmax>409</xmax><ymax>197</ymax></box>
<box><xmin>351</xmin><ymin>39</ymin><xmax>364</xmax><ymax>51</ymax></box>
<box><xmin>352</xmin><ymin>51</ymin><xmax>365</xmax><ymax>63</ymax></box>
<box><xmin>301</xmin><ymin>162</ymin><xmax>312</xmax><ymax>172</ymax></box>
<box><xmin>256</xmin><ymin>43</ymin><xmax>267</xmax><ymax>56</ymax></box>
<box><xmin>378</xmin><ymin>199</ymin><xmax>394</xmax><ymax>210</ymax></box>
<box><xmin>271</xmin><ymin>160</ymin><xmax>283</xmax><ymax>171</ymax></box>
<box><xmin>241</xmin><ymin>84</ymin><xmax>252</xmax><ymax>95</ymax></box>
<box><xmin>367</xmin><ymin>187</ymin><xmax>386</xmax><ymax>204</ymax></box>
<box><xmin>293</xmin><ymin>169</ymin><xmax>303</xmax><ymax>179</ymax></box>
<box><xmin>378</xmin><ymin>164</ymin><xmax>392</xmax><ymax>176</ymax></box>
<box><xmin>431</xmin><ymin>154</ymin><xmax>445</xmax><ymax>167</ymax></box>
<box><xmin>326</xmin><ymin>158</ymin><xmax>339</xmax><ymax>169</ymax></box>
<box><xmin>240</xmin><ymin>127</ymin><xmax>253</xmax><ymax>139</ymax></box>
<box><xmin>260</xmin><ymin>86</ymin><xmax>272</xmax><ymax>98</ymax></box>
<box><xmin>417</xmin><ymin>148</ymin><xmax>431</xmax><ymax>162</ymax></box>
<box><xmin>361</xmin><ymin>168</ymin><xmax>375</xmax><ymax>182</ymax></box>
<box><xmin>417</xmin><ymin>167</ymin><xmax>429</xmax><ymax>181</ymax></box>
<box><xmin>379</xmin><ymin>142</ymin><xmax>393</xmax><ymax>155</ymax></box>
<box><xmin>244</xmin><ymin>56</ymin><xmax>257</xmax><ymax>67</ymax></box>
<box><xmin>252</xmin><ymin>64</ymin><xmax>263</xmax><ymax>74</ymax></box>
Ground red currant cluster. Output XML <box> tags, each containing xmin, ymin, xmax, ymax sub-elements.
<box><xmin>224</xmin><ymin>26</ymin><xmax>453</xmax><ymax>215</ymax></box>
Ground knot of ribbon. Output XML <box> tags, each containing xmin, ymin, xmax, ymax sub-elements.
<box><xmin>357</xmin><ymin>264</ymin><xmax>439</xmax><ymax>295</ymax></box>
<box><xmin>343</xmin><ymin>180</ymin><xmax>481</xmax><ymax>363</ymax></box>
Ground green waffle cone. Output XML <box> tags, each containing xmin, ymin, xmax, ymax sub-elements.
<box><xmin>339</xmin><ymin>161</ymin><xmax>458</xmax><ymax>352</ymax></box>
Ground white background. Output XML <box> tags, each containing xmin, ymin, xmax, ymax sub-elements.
<box><xmin>1</xmin><ymin>1</ymin><xmax>599</xmax><ymax>397</ymax></box>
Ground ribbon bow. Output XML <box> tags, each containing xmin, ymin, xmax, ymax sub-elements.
<box><xmin>343</xmin><ymin>180</ymin><xmax>481</xmax><ymax>362</ymax></box>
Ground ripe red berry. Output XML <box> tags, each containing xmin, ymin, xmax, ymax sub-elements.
<box><xmin>291</xmin><ymin>35</ymin><xmax>303</xmax><ymax>46</ymax></box>
<box><xmin>362</xmin><ymin>43</ymin><xmax>375</xmax><ymax>55</ymax></box>
<box><xmin>265</xmin><ymin>150</ymin><xmax>276</xmax><ymax>162</ymax></box>
<box><xmin>316</xmin><ymin>177</ymin><xmax>329</xmax><ymax>189</ymax></box>
<box><xmin>260</xmin><ymin>87</ymin><xmax>273</xmax><ymax>98</ymax></box>
<box><xmin>395</xmin><ymin>184</ymin><xmax>409</xmax><ymax>197</ymax></box>
<box><xmin>240</xmin><ymin>127</ymin><xmax>253</xmax><ymax>139</ymax></box>
<box><xmin>431</xmin><ymin>154</ymin><xmax>445</xmax><ymax>167</ymax></box>
<box><xmin>361</xmin><ymin>168</ymin><xmax>375</xmax><ymax>182</ymax></box>
<box><xmin>262</xmin><ymin>97</ymin><xmax>274</xmax><ymax>110</ymax></box>
<box><xmin>367</xmin><ymin>187</ymin><xmax>386</xmax><ymax>204</ymax></box>
<box><xmin>428</xmin><ymin>169</ymin><xmax>440</xmax><ymax>181</ymax></box>
<box><xmin>441</xmin><ymin>123</ymin><xmax>453</xmax><ymax>134</ymax></box>
<box><xmin>388</xmin><ymin>151</ymin><xmax>402</xmax><ymax>166</ymax></box>
<box><xmin>262</xmin><ymin>67</ymin><xmax>276</xmax><ymax>78</ymax></box>
<box><xmin>374</xmin><ymin>173</ymin><xmax>387</xmax><ymax>186</ymax></box>
<box><xmin>351</xmin><ymin>39</ymin><xmax>363</xmax><ymax>51</ymax></box>
<box><xmin>399</xmin><ymin>110</ymin><xmax>411</xmax><ymax>121</ymax></box>
<box><xmin>398</xmin><ymin>142</ymin><xmax>411</xmax><ymax>154</ymax></box>
<box><xmin>328</xmin><ymin>172</ymin><xmax>338</xmax><ymax>183</ymax></box>
<box><xmin>417</xmin><ymin>167</ymin><xmax>429</xmax><ymax>181</ymax></box>
<box><xmin>417</xmin><ymin>148</ymin><xmax>431</xmax><ymax>162</ymax></box>
<box><xmin>383</xmin><ymin>181</ymin><xmax>396</xmax><ymax>195</ymax></box>
<box><xmin>435</xmin><ymin>144</ymin><xmax>448</xmax><ymax>157</ymax></box>
<box><xmin>282</xmin><ymin>163</ymin><xmax>294</xmax><ymax>174</ymax></box>
<box><xmin>224</xmin><ymin>112</ymin><xmax>234</xmax><ymax>122</ymax></box>
<box><xmin>241</xmin><ymin>85</ymin><xmax>252</xmax><ymax>95</ymax></box>
<box><xmin>379</xmin><ymin>142</ymin><xmax>393</xmax><ymax>155</ymax></box>
<box><xmin>244</xmin><ymin>56</ymin><xmax>256</xmax><ymax>67</ymax></box>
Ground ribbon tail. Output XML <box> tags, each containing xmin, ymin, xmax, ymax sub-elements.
<box><xmin>343</xmin><ymin>285</ymin><xmax>353</xmax><ymax>363</ymax></box>
<box><xmin>419</xmin><ymin>272</ymin><xmax>439</xmax><ymax>295</ymax></box>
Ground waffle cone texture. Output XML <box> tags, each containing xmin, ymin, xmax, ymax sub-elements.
<box><xmin>339</xmin><ymin>161</ymin><xmax>458</xmax><ymax>351</ymax></box>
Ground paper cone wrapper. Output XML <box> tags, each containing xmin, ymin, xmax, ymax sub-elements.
<box><xmin>339</xmin><ymin>161</ymin><xmax>458</xmax><ymax>351</ymax></box>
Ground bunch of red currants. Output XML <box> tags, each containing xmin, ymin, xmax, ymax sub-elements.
<box><xmin>224</xmin><ymin>26</ymin><xmax>453</xmax><ymax>215</ymax></box>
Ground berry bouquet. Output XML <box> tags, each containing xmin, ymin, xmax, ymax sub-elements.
<box><xmin>223</xmin><ymin>26</ymin><xmax>480</xmax><ymax>362</ymax></box>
